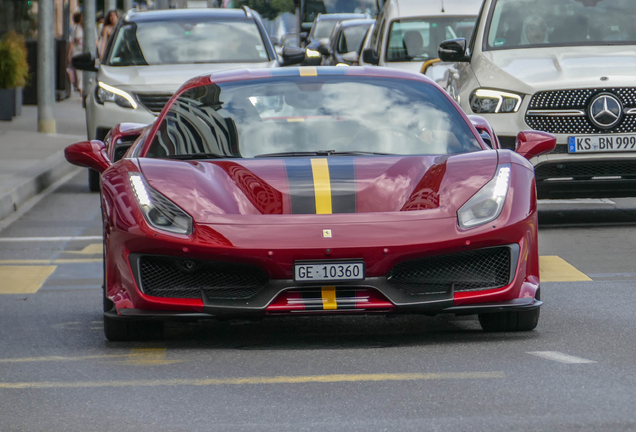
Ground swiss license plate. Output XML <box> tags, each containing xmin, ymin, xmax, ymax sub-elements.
<box><xmin>294</xmin><ymin>262</ymin><xmax>364</xmax><ymax>282</ymax></box>
<box><xmin>568</xmin><ymin>135</ymin><xmax>636</xmax><ymax>153</ymax></box>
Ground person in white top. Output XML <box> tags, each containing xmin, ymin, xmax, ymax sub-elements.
<box><xmin>67</xmin><ymin>11</ymin><xmax>84</xmax><ymax>93</ymax></box>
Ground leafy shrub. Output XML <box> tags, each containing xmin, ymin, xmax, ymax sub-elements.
<box><xmin>0</xmin><ymin>31</ymin><xmax>29</xmax><ymax>89</ymax></box>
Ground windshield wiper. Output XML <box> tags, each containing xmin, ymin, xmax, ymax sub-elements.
<box><xmin>165</xmin><ymin>153</ymin><xmax>228</xmax><ymax>160</ymax></box>
<box><xmin>255</xmin><ymin>150</ymin><xmax>394</xmax><ymax>158</ymax></box>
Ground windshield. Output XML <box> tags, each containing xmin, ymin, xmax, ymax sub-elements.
<box><xmin>304</xmin><ymin>0</ymin><xmax>377</xmax><ymax>23</ymax></box>
<box><xmin>487</xmin><ymin>0</ymin><xmax>636</xmax><ymax>49</ymax></box>
<box><xmin>107</xmin><ymin>19</ymin><xmax>268</xmax><ymax>66</ymax></box>
<box><xmin>338</xmin><ymin>24</ymin><xmax>372</xmax><ymax>53</ymax></box>
<box><xmin>387</xmin><ymin>17</ymin><xmax>477</xmax><ymax>62</ymax></box>
<box><xmin>146</xmin><ymin>77</ymin><xmax>481</xmax><ymax>159</ymax></box>
<box><xmin>313</xmin><ymin>20</ymin><xmax>339</xmax><ymax>39</ymax></box>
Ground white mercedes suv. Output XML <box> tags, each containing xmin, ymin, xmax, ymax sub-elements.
<box><xmin>441</xmin><ymin>0</ymin><xmax>636</xmax><ymax>199</ymax></box>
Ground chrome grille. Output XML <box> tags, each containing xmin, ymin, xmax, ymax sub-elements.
<box><xmin>529</xmin><ymin>88</ymin><xmax>636</xmax><ymax>110</ymax></box>
<box><xmin>526</xmin><ymin>88</ymin><xmax>636</xmax><ymax>135</ymax></box>
<box><xmin>136</xmin><ymin>93</ymin><xmax>173</xmax><ymax>114</ymax></box>
<box><xmin>386</xmin><ymin>247</ymin><xmax>512</xmax><ymax>296</ymax></box>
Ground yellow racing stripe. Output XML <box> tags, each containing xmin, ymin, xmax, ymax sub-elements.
<box><xmin>299</xmin><ymin>66</ymin><xmax>318</xmax><ymax>77</ymax></box>
<box><xmin>311</xmin><ymin>158</ymin><xmax>332</xmax><ymax>214</ymax></box>
<box><xmin>321</xmin><ymin>286</ymin><xmax>337</xmax><ymax>310</ymax></box>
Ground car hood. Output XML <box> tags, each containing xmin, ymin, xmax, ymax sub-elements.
<box><xmin>475</xmin><ymin>46</ymin><xmax>636</xmax><ymax>93</ymax></box>
<box><xmin>98</xmin><ymin>62</ymin><xmax>277</xmax><ymax>91</ymax></box>
<box><xmin>138</xmin><ymin>151</ymin><xmax>497</xmax><ymax>222</ymax></box>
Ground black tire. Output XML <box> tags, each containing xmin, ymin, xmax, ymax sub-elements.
<box><xmin>88</xmin><ymin>169</ymin><xmax>100</xmax><ymax>192</ymax></box>
<box><xmin>478</xmin><ymin>308</ymin><xmax>540</xmax><ymax>332</ymax></box>
<box><xmin>104</xmin><ymin>315</ymin><xmax>164</xmax><ymax>341</ymax></box>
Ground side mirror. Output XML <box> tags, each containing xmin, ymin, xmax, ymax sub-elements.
<box><xmin>438</xmin><ymin>38</ymin><xmax>469</xmax><ymax>63</ymax></box>
<box><xmin>362</xmin><ymin>48</ymin><xmax>379</xmax><ymax>65</ymax></box>
<box><xmin>341</xmin><ymin>51</ymin><xmax>359</xmax><ymax>64</ymax></box>
<box><xmin>71</xmin><ymin>52</ymin><xmax>98</xmax><ymax>72</ymax></box>
<box><xmin>468</xmin><ymin>115</ymin><xmax>500</xmax><ymax>149</ymax></box>
<box><xmin>280</xmin><ymin>46</ymin><xmax>306</xmax><ymax>67</ymax></box>
<box><xmin>515</xmin><ymin>131</ymin><xmax>556</xmax><ymax>160</ymax></box>
<box><xmin>317</xmin><ymin>44</ymin><xmax>330</xmax><ymax>57</ymax></box>
<box><xmin>64</xmin><ymin>140</ymin><xmax>111</xmax><ymax>173</ymax></box>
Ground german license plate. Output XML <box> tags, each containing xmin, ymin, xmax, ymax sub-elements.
<box><xmin>568</xmin><ymin>135</ymin><xmax>636</xmax><ymax>153</ymax></box>
<box><xmin>294</xmin><ymin>262</ymin><xmax>364</xmax><ymax>282</ymax></box>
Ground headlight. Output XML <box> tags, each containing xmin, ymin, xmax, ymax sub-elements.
<box><xmin>457</xmin><ymin>164</ymin><xmax>511</xmax><ymax>229</ymax></box>
<box><xmin>469</xmin><ymin>89</ymin><xmax>523</xmax><ymax>114</ymax></box>
<box><xmin>129</xmin><ymin>174</ymin><xmax>192</xmax><ymax>235</ymax></box>
<box><xmin>96</xmin><ymin>82</ymin><xmax>137</xmax><ymax>109</ymax></box>
<box><xmin>306</xmin><ymin>48</ymin><xmax>321</xmax><ymax>58</ymax></box>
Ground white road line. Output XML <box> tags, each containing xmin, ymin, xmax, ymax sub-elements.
<box><xmin>538</xmin><ymin>199</ymin><xmax>615</xmax><ymax>205</ymax></box>
<box><xmin>0</xmin><ymin>236</ymin><xmax>102</xmax><ymax>242</ymax></box>
<box><xmin>528</xmin><ymin>351</ymin><xmax>596</xmax><ymax>364</ymax></box>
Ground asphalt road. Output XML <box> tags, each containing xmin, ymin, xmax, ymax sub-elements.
<box><xmin>1</xmin><ymin>170</ymin><xmax>636</xmax><ymax>432</ymax></box>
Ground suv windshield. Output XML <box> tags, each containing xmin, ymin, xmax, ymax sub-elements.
<box><xmin>487</xmin><ymin>0</ymin><xmax>636</xmax><ymax>49</ymax></box>
<box><xmin>387</xmin><ymin>17</ymin><xmax>476</xmax><ymax>62</ymax></box>
<box><xmin>313</xmin><ymin>20</ymin><xmax>339</xmax><ymax>39</ymax></box>
<box><xmin>304</xmin><ymin>0</ymin><xmax>377</xmax><ymax>23</ymax></box>
<box><xmin>147</xmin><ymin>77</ymin><xmax>480</xmax><ymax>159</ymax></box>
<box><xmin>107</xmin><ymin>18</ymin><xmax>268</xmax><ymax>66</ymax></box>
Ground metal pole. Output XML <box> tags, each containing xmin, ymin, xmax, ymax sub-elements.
<box><xmin>83</xmin><ymin>0</ymin><xmax>96</xmax><ymax>101</ymax></box>
<box><xmin>296</xmin><ymin>1</ymin><xmax>301</xmax><ymax>47</ymax></box>
<box><xmin>37</xmin><ymin>0</ymin><xmax>56</xmax><ymax>133</ymax></box>
<box><xmin>155</xmin><ymin>0</ymin><xmax>169</xmax><ymax>9</ymax></box>
<box><xmin>105</xmin><ymin>0</ymin><xmax>117</xmax><ymax>13</ymax></box>
<box><xmin>124</xmin><ymin>0</ymin><xmax>133</xmax><ymax>12</ymax></box>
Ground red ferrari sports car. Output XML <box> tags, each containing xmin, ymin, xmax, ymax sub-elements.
<box><xmin>65</xmin><ymin>66</ymin><xmax>556</xmax><ymax>341</ymax></box>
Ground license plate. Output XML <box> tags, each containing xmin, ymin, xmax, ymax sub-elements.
<box><xmin>568</xmin><ymin>135</ymin><xmax>636</xmax><ymax>153</ymax></box>
<box><xmin>294</xmin><ymin>262</ymin><xmax>364</xmax><ymax>282</ymax></box>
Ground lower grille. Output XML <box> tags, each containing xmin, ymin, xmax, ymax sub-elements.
<box><xmin>135</xmin><ymin>93</ymin><xmax>172</xmax><ymax>114</ymax></box>
<box><xmin>535</xmin><ymin>160</ymin><xmax>636</xmax><ymax>180</ymax></box>
<box><xmin>138</xmin><ymin>256</ymin><xmax>269</xmax><ymax>299</ymax></box>
<box><xmin>386</xmin><ymin>247</ymin><xmax>512</xmax><ymax>295</ymax></box>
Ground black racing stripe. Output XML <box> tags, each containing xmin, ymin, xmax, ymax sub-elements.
<box><xmin>285</xmin><ymin>159</ymin><xmax>316</xmax><ymax>214</ymax></box>
<box><xmin>327</xmin><ymin>158</ymin><xmax>356</xmax><ymax>214</ymax></box>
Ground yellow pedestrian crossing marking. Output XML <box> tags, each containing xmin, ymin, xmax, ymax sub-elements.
<box><xmin>120</xmin><ymin>349</ymin><xmax>183</xmax><ymax>366</ymax></box>
<box><xmin>0</xmin><ymin>371</ymin><xmax>505</xmax><ymax>389</ymax></box>
<box><xmin>65</xmin><ymin>243</ymin><xmax>102</xmax><ymax>255</ymax></box>
<box><xmin>0</xmin><ymin>258</ymin><xmax>102</xmax><ymax>265</ymax></box>
<box><xmin>0</xmin><ymin>266</ymin><xmax>56</xmax><ymax>294</ymax></box>
<box><xmin>539</xmin><ymin>256</ymin><xmax>592</xmax><ymax>282</ymax></box>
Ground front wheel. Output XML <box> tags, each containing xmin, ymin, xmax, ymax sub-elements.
<box><xmin>478</xmin><ymin>308</ymin><xmax>540</xmax><ymax>332</ymax></box>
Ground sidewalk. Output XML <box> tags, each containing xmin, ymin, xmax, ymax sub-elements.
<box><xmin>0</xmin><ymin>97</ymin><xmax>87</xmax><ymax>223</ymax></box>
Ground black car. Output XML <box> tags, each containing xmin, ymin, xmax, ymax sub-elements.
<box><xmin>322</xmin><ymin>18</ymin><xmax>375</xmax><ymax>66</ymax></box>
<box><xmin>302</xmin><ymin>13</ymin><xmax>369</xmax><ymax>65</ymax></box>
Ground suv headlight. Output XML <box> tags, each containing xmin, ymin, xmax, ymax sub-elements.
<box><xmin>96</xmin><ymin>82</ymin><xmax>137</xmax><ymax>109</ymax></box>
<box><xmin>469</xmin><ymin>89</ymin><xmax>523</xmax><ymax>114</ymax></box>
<box><xmin>129</xmin><ymin>174</ymin><xmax>192</xmax><ymax>235</ymax></box>
<box><xmin>457</xmin><ymin>164</ymin><xmax>511</xmax><ymax>229</ymax></box>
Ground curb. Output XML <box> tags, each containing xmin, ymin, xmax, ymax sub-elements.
<box><xmin>0</xmin><ymin>150</ymin><xmax>78</xmax><ymax>222</ymax></box>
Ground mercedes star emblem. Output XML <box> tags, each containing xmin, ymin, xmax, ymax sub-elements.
<box><xmin>589</xmin><ymin>93</ymin><xmax>622</xmax><ymax>129</ymax></box>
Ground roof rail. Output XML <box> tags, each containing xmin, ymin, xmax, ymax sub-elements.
<box><xmin>242</xmin><ymin>5</ymin><xmax>252</xmax><ymax>18</ymax></box>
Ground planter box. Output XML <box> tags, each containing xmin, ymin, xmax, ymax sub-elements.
<box><xmin>0</xmin><ymin>88</ymin><xmax>16</xmax><ymax>120</ymax></box>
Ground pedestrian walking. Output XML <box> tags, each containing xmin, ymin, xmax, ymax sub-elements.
<box><xmin>67</xmin><ymin>11</ymin><xmax>84</xmax><ymax>95</ymax></box>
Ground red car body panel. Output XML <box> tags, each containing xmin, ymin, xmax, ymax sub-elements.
<box><xmin>74</xmin><ymin>67</ymin><xmax>548</xmax><ymax>320</ymax></box>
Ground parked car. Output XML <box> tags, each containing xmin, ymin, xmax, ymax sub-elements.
<box><xmin>64</xmin><ymin>66</ymin><xmax>554</xmax><ymax>341</ymax></box>
<box><xmin>360</xmin><ymin>0</ymin><xmax>479</xmax><ymax>73</ymax></box>
<box><xmin>300</xmin><ymin>0</ymin><xmax>378</xmax><ymax>32</ymax></box>
<box><xmin>302</xmin><ymin>13</ymin><xmax>369</xmax><ymax>65</ymax></box>
<box><xmin>441</xmin><ymin>0</ymin><xmax>636</xmax><ymax>199</ymax></box>
<box><xmin>72</xmin><ymin>7</ymin><xmax>305</xmax><ymax>191</ymax></box>
<box><xmin>322</xmin><ymin>18</ymin><xmax>375</xmax><ymax>66</ymax></box>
